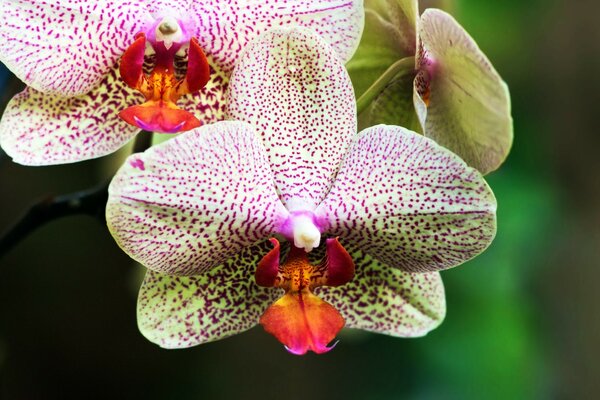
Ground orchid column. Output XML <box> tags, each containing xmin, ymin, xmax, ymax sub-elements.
<box><xmin>106</xmin><ymin>27</ymin><xmax>496</xmax><ymax>354</ymax></box>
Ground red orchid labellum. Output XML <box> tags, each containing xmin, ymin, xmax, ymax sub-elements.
<box><xmin>256</xmin><ymin>238</ymin><xmax>354</xmax><ymax>355</ymax></box>
<box><xmin>118</xmin><ymin>20</ymin><xmax>210</xmax><ymax>133</ymax></box>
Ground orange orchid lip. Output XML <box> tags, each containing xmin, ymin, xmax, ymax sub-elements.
<box><xmin>256</xmin><ymin>237</ymin><xmax>355</xmax><ymax>355</ymax></box>
<box><xmin>118</xmin><ymin>30</ymin><xmax>210</xmax><ymax>133</ymax></box>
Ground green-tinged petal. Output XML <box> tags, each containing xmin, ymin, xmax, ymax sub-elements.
<box><xmin>415</xmin><ymin>9</ymin><xmax>513</xmax><ymax>174</ymax></box>
<box><xmin>369</xmin><ymin>72</ymin><xmax>422</xmax><ymax>133</ymax></box>
<box><xmin>0</xmin><ymin>68</ymin><xmax>141</xmax><ymax>166</ymax></box>
<box><xmin>386</xmin><ymin>0</ymin><xmax>419</xmax><ymax>49</ymax></box>
<box><xmin>347</xmin><ymin>0</ymin><xmax>418</xmax><ymax>98</ymax></box>
<box><xmin>315</xmin><ymin>125</ymin><xmax>496</xmax><ymax>273</ymax></box>
<box><xmin>347</xmin><ymin>9</ymin><xmax>406</xmax><ymax>98</ymax></box>
<box><xmin>106</xmin><ymin>121</ymin><xmax>289</xmax><ymax>276</ymax></box>
<box><xmin>137</xmin><ymin>242</ymin><xmax>281</xmax><ymax>349</ymax></box>
<box><xmin>317</xmin><ymin>247</ymin><xmax>445</xmax><ymax>337</ymax></box>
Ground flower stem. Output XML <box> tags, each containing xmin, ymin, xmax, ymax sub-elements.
<box><xmin>0</xmin><ymin>129</ymin><xmax>155</xmax><ymax>259</ymax></box>
<box><xmin>0</xmin><ymin>147</ymin><xmax>7</xmax><ymax>166</ymax></box>
<box><xmin>132</xmin><ymin>130</ymin><xmax>154</xmax><ymax>153</ymax></box>
<box><xmin>356</xmin><ymin>56</ymin><xmax>416</xmax><ymax>115</ymax></box>
<box><xmin>0</xmin><ymin>182</ymin><xmax>109</xmax><ymax>259</ymax></box>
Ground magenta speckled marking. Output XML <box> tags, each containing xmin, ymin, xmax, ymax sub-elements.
<box><xmin>130</xmin><ymin>158</ymin><xmax>145</xmax><ymax>170</ymax></box>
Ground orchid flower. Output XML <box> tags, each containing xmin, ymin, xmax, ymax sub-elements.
<box><xmin>0</xmin><ymin>0</ymin><xmax>363</xmax><ymax>165</ymax></box>
<box><xmin>106</xmin><ymin>28</ymin><xmax>496</xmax><ymax>354</ymax></box>
<box><xmin>347</xmin><ymin>0</ymin><xmax>513</xmax><ymax>174</ymax></box>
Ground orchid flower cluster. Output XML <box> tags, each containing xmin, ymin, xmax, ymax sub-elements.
<box><xmin>0</xmin><ymin>0</ymin><xmax>512</xmax><ymax>355</ymax></box>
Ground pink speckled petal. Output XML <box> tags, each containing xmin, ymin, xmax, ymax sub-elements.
<box><xmin>193</xmin><ymin>0</ymin><xmax>364</xmax><ymax>72</ymax></box>
<box><xmin>317</xmin><ymin>247</ymin><xmax>445</xmax><ymax>337</ymax></box>
<box><xmin>0</xmin><ymin>68</ymin><xmax>141</xmax><ymax>166</ymax></box>
<box><xmin>226</xmin><ymin>27</ymin><xmax>356</xmax><ymax>208</ymax></box>
<box><xmin>315</xmin><ymin>125</ymin><xmax>497</xmax><ymax>273</ymax></box>
<box><xmin>138</xmin><ymin>241</ymin><xmax>282</xmax><ymax>349</ymax></box>
<box><xmin>0</xmin><ymin>0</ymin><xmax>151</xmax><ymax>96</ymax></box>
<box><xmin>415</xmin><ymin>9</ymin><xmax>513</xmax><ymax>174</ymax></box>
<box><xmin>106</xmin><ymin>121</ymin><xmax>289</xmax><ymax>276</ymax></box>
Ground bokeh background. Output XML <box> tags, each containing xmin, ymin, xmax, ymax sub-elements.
<box><xmin>0</xmin><ymin>0</ymin><xmax>598</xmax><ymax>398</ymax></box>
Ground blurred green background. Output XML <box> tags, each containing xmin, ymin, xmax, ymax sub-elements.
<box><xmin>0</xmin><ymin>0</ymin><xmax>598</xmax><ymax>398</ymax></box>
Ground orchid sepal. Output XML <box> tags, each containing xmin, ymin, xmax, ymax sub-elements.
<box><xmin>315</xmin><ymin>124</ymin><xmax>497</xmax><ymax>273</ymax></box>
<box><xmin>106</xmin><ymin>120</ymin><xmax>289</xmax><ymax>276</ymax></box>
<box><xmin>225</xmin><ymin>27</ymin><xmax>357</xmax><ymax>207</ymax></box>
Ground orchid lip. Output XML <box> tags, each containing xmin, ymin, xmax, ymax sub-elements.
<box><xmin>118</xmin><ymin>17</ymin><xmax>210</xmax><ymax>134</ymax></box>
<box><xmin>416</xmin><ymin>55</ymin><xmax>437</xmax><ymax>107</ymax></box>
<box><xmin>256</xmin><ymin>238</ymin><xmax>355</xmax><ymax>355</ymax></box>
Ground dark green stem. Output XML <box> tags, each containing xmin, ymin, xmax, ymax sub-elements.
<box><xmin>0</xmin><ymin>182</ymin><xmax>109</xmax><ymax>259</ymax></box>
<box><xmin>0</xmin><ymin>130</ymin><xmax>154</xmax><ymax>259</ymax></box>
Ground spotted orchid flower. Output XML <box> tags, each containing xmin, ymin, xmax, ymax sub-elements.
<box><xmin>0</xmin><ymin>0</ymin><xmax>363</xmax><ymax>165</ymax></box>
<box><xmin>106</xmin><ymin>28</ymin><xmax>496</xmax><ymax>354</ymax></box>
<box><xmin>347</xmin><ymin>0</ymin><xmax>513</xmax><ymax>174</ymax></box>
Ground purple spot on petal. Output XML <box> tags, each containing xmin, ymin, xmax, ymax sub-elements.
<box><xmin>130</xmin><ymin>158</ymin><xmax>145</xmax><ymax>170</ymax></box>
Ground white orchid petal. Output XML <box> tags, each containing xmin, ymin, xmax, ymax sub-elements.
<box><xmin>226</xmin><ymin>27</ymin><xmax>356</xmax><ymax>208</ymax></box>
<box><xmin>0</xmin><ymin>0</ymin><xmax>151</xmax><ymax>96</ymax></box>
<box><xmin>106</xmin><ymin>121</ymin><xmax>289</xmax><ymax>276</ymax></box>
<box><xmin>316</xmin><ymin>125</ymin><xmax>497</xmax><ymax>273</ymax></box>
